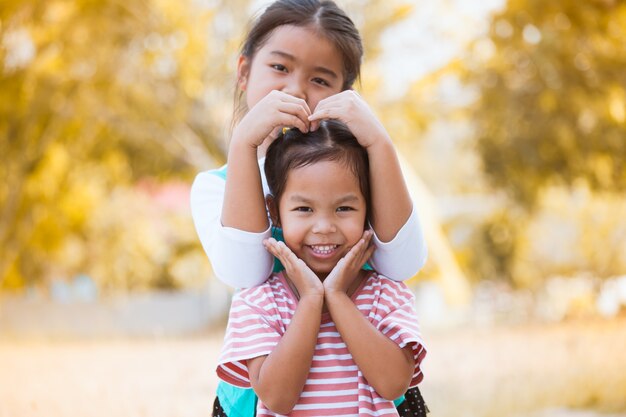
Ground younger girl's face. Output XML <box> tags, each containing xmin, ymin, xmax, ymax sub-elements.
<box><xmin>238</xmin><ymin>25</ymin><xmax>345</xmax><ymax>112</ymax></box>
<box><xmin>274</xmin><ymin>159</ymin><xmax>367</xmax><ymax>279</ymax></box>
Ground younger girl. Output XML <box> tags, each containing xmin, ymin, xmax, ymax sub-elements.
<box><xmin>216</xmin><ymin>121</ymin><xmax>427</xmax><ymax>416</ymax></box>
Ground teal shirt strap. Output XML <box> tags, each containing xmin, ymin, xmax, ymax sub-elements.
<box><xmin>271</xmin><ymin>227</ymin><xmax>285</xmax><ymax>273</ymax></box>
<box><xmin>393</xmin><ymin>394</ymin><xmax>406</xmax><ymax>407</ymax></box>
<box><xmin>216</xmin><ymin>382</ymin><xmax>257</xmax><ymax>417</ymax></box>
<box><xmin>209</xmin><ymin>165</ymin><xmax>228</xmax><ymax>180</ymax></box>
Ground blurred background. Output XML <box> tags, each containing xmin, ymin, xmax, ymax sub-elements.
<box><xmin>1</xmin><ymin>0</ymin><xmax>625</xmax><ymax>416</ymax></box>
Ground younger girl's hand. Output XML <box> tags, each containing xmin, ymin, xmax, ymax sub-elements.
<box><xmin>308</xmin><ymin>90</ymin><xmax>390</xmax><ymax>149</ymax></box>
<box><xmin>233</xmin><ymin>90</ymin><xmax>311</xmax><ymax>150</ymax></box>
<box><xmin>263</xmin><ymin>238</ymin><xmax>324</xmax><ymax>299</ymax></box>
<box><xmin>323</xmin><ymin>230</ymin><xmax>375</xmax><ymax>296</ymax></box>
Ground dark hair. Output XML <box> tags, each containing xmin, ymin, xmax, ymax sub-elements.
<box><xmin>265</xmin><ymin>120</ymin><xmax>370</xmax><ymax>222</ymax></box>
<box><xmin>234</xmin><ymin>0</ymin><xmax>363</xmax><ymax>123</ymax></box>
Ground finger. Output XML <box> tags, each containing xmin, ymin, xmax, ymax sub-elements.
<box><xmin>349</xmin><ymin>236</ymin><xmax>373</xmax><ymax>269</ymax></box>
<box><xmin>355</xmin><ymin>231</ymin><xmax>375</xmax><ymax>262</ymax></box>
<box><xmin>308</xmin><ymin>104</ymin><xmax>351</xmax><ymax>124</ymax></box>
<box><xmin>312</xmin><ymin>90</ymin><xmax>350</xmax><ymax>110</ymax></box>
<box><xmin>360</xmin><ymin>243</ymin><xmax>376</xmax><ymax>267</ymax></box>
<box><xmin>354</xmin><ymin>242</ymin><xmax>371</xmax><ymax>268</ymax></box>
<box><xmin>343</xmin><ymin>239</ymin><xmax>365</xmax><ymax>267</ymax></box>
<box><xmin>263</xmin><ymin>238</ymin><xmax>283</xmax><ymax>259</ymax></box>
<box><xmin>274</xmin><ymin>91</ymin><xmax>312</xmax><ymax>115</ymax></box>
<box><xmin>277</xmin><ymin>241</ymin><xmax>308</xmax><ymax>275</ymax></box>
<box><xmin>264</xmin><ymin>239</ymin><xmax>292</xmax><ymax>266</ymax></box>
<box><xmin>308</xmin><ymin>107</ymin><xmax>338</xmax><ymax>122</ymax></box>
<box><xmin>274</xmin><ymin>104</ymin><xmax>311</xmax><ymax>133</ymax></box>
<box><xmin>309</xmin><ymin>119</ymin><xmax>320</xmax><ymax>132</ymax></box>
<box><xmin>274</xmin><ymin>241</ymin><xmax>294</xmax><ymax>264</ymax></box>
<box><xmin>263</xmin><ymin>237</ymin><xmax>278</xmax><ymax>249</ymax></box>
<box><xmin>276</xmin><ymin>102</ymin><xmax>311</xmax><ymax>130</ymax></box>
<box><xmin>361</xmin><ymin>229</ymin><xmax>373</xmax><ymax>241</ymax></box>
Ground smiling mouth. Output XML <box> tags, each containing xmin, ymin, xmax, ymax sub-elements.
<box><xmin>308</xmin><ymin>244</ymin><xmax>339</xmax><ymax>255</ymax></box>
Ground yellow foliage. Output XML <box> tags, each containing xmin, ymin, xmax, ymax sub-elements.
<box><xmin>392</xmin><ymin>4</ymin><xmax>413</xmax><ymax>21</ymax></box>
<box><xmin>608</xmin><ymin>86</ymin><xmax>626</xmax><ymax>123</ymax></box>
<box><xmin>539</xmin><ymin>90</ymin><xmax>558</xmax><ymax>113</ymax></box>
<box><xmin>26</xmin><ymin>142</ymin><xmax>69</xmax><ymax>201</ymax></box>
<box><xmin>59</xmin><ymin>180</ymin><xmax>101</xmax><ymax>228</ymax></box>
<box><xmin>1</xmin><ymin>262</ymin><xmax>24</xmax><ymax>291</ymax></box>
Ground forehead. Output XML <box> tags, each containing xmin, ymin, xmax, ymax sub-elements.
<box><xmin>282</xmin><ymin>160</ymin><xmax>363</xmax><ymax>198</ymax></box>
<box><xmin>257</xmin><ymin>25</ymin><xmax>344</xmax><ymax>74</ymax></box>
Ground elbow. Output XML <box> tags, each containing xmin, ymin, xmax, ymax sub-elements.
<box><xmin>403</xmin><ymin>242</ymin><xmax>428</xmax><ymax>279</ymax></box>
<box><xmin>254</xmin><ymin>380</ymin><xmax>300</xmax><ymax>415</ymax></box>
<box><xmin>416</xmin><ymin>242</ymin><xmax>428</xmax><ymax>271</ymax></box>
<box><xmin>267</xmin><ymin>402</ymin><xmax>296</xmax><ymax>416</ymax></box>
<box><xmin>375</xmin><ymin>379</ymin><xmax>411</xmax><ymax>402</ymax></box>
<box><xmin>371</xmin><ymin>364</ymin><xmax>413</xmax><ymax>401</ymax></box>
<box><xmin>408</xmin><ymin>239</ymin><xmax>428</xmax><ymax>277</ymax></box>
<box><xmin>212</xmin><ymin>252</ymin><xmax>272</xmax><ymax>288</ymax></box>
<box><xmin>260</xmin><ymin>394</ymin><xmax>298</xmax><ymax>415</ymax></box>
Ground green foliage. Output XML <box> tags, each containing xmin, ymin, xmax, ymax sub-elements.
<box><xmin>464</xmin><ymin>0</ymin><xmax>626</xmax><ymax>208</ymax></box>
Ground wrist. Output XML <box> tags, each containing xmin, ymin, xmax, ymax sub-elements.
<box><xmin>231</xmin><ymin>126</ymin><xmax>261</xmax><ymax>153</ymax></box>
<box><xmin>366</xmin><ymin>135</ymin><xmax>393</xmax><ymax>153</ymax></box>
<box><xmin>324</xmin><ymin>288</ymin><xmax>349</xmax><ymax>303</ymax></box>
<box><xmin>299</xmin><ymin>293</ymin><xmax>325</xmax><ymax>308</ymax></box>
<box><xmin>227</xmin><ymin>140</ymin><xmax>260</xmax><ymax>165</ymax></box>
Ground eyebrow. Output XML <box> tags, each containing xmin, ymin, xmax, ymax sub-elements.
<box><xmin>288</xmin><ymin>194</ymin><xmax>361</xmax><ymax>204</ymax></box>
<box><xmin>288</xmin><ymin>195</ymin><xmax>313</xmax><ymax>204</ymax></box>
<box><xmin>335</xmin><ymin>195</ymin><xmax>361</xmax><ymax>204</ymax></box>
<box><xmin>270</xmin><ymin>50</ymin><xmax>339</xmax><ymax>80</ymax></box>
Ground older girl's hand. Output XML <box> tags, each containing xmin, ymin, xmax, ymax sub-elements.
<box><xmin>233</xmin><ymin>90</ymin><xmax>311</xmax><ymax>150</ymax></box>
<box><xmin>308</xmin><ymin>90</ymin><xmax>390</xmax><ymax>149</ymax></box>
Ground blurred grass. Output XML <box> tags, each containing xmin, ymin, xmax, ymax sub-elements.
<box><xmin>2</xmin><ymin>318</ymin><xmax>625</xmax><ymax>417</ymax></box>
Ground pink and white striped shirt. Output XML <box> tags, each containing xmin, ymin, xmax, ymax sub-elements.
<box><xmin>217</xmin><ymin>271</ymin><xmax>426</xmax><ymax>416</ymax></box>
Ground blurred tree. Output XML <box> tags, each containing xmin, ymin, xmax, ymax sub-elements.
<box><xmin>0</xmin><ymin>0</ymin><xmax>235</xmax><ymax>291</ymax></box>
<box><xmin>463</xmin><ymin>0</ymin><xmax>626</xmax><ymax>208</ymax></box>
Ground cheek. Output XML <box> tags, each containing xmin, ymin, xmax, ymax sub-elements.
<box><xmin>245</xmin><ymin>87</ymin><xmax>264</xmax><ymax>109</ymax></box>
<box><xmin>279</xmin><ymin>216</ymin><xmax>304</xmax><ymax>245</ymax></box>
<box><xmin>244</xmin><ymin>70</ymin><xmax>272</xmax><ymax>107</ymax></box>
<box><xmin>344</xmin><ymin>219</ymin><xmax>366</xmax><ymax>243</ymax></box>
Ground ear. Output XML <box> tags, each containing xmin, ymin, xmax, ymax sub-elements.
<box><xmin>237</xmin><ymin>55</ymin><xmax>250</xmax><ymax>91</ymax></box>
<box><xmin>266</xmin><ymin>195</ymin><xmax>280</xmax><ymax>227</ymax></box>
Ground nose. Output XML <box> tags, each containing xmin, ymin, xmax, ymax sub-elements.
<box><xmin>312</xmin><ymin>215</ymin><xmax>336</xmax><ymax>234</ymax></box>
<box><xmin>282</xmin><ymin>75</ymin><xmax>307</xmax><ymax>102</ymax></box>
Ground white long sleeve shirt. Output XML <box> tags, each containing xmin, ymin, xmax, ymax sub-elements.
<box><xmin>190</xmin><ymin>159</ymin><xmax>427</xmax><ymax>288</ymax></box>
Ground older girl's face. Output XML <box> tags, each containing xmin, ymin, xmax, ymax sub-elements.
<box><xmin>237</xmin><ymin>25</ymin><xmax>345</xmax><ymax>112</ymax></box>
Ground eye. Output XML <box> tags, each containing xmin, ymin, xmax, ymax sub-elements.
<box><xmin>293</xmin><ymin>206</ymin><xmax>312</xmax><ymax>213</ymax></box>
<box><xmin>337</xmin><ymin>206</ymin><xmax>355</xmax><ymax>212</ymax></box>
<box><xmin>312</xmin><ymin>77</ymin><xmax>330</xmax><ymax>87</ymax></box>
<box><xmin>271</xmin><ymin>64</ymin><xmax>288</xmax><ymax>72</ymax></box>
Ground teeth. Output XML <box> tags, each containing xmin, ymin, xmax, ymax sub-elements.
<box><xmin>310</xmin><ymin>245</ymin><xmax>338</xmax><ymax>255</ymax></box>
